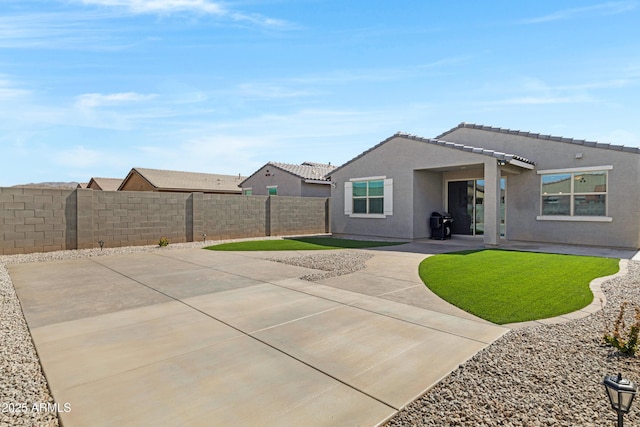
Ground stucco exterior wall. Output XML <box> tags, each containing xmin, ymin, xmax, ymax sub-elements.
<box><xmin>241</xmin><ymin>165</ymin><xmax>331</xmax><ymax>197</ymax></box>
<box><xmin>331</xmin><ymin>130</ymin><xmax>640</xmax><ymax>249</ymax></box>
<box><xmin>443</xmin><ymin>128</ymin><xmax>640</xmax><ymax>249</ymax></box>
<box><xmin>240</xmin><ymin>165</ymin><xmax>302</xmax><ymax>196</ymax></box>
<box><xmin>0</xmin><ymin>188</ymin><xmax>329</xmax><ymax>255</ymax></box>
<box><xmin>412</xmin><ymin>170</ymin><xmax>445</xmax><ymax>239</ymax></box>
<box><xmin>119</xmin><ymin>171</ymin><xmax>155</xmax><ymax>191</ymax></box>
<box><xmin>300</xmin><ymin>181</ymin><xmax>332</xmax><ymax>197</ymax></box>
<box><xmin>331</xmin><ymin>137</ymin><xmax>491</xmax><ymax>240</ymax></box>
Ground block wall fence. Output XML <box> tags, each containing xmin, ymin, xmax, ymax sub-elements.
<box><xmin>0</xmin><ymin>188</ymin><xmax>330</xmax><ymax>255</ymax></box>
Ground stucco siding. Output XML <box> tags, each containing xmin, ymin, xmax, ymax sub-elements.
<box><xmin>331</xmin><ymin>137</ymin><xmax>490</xmax><ymax>240</ymax></box>
<box><xmin>331</xmin><ymin>129</ymin><xmax>640</xmax><ymax>249</ymax></box>
<box><xmin>444</xmin><ymin>128</ymin><xmax>640</xmax><ymax>248</ymax></box>
<box><xmin>119</xmin><ymin>171</ymin><xmax>156</xmax><ymax>191</ymax></box>
<box><xmin>300</xmin><ymin>181</ymin><xmax>332</xmax><ymax>197</ymax></box>
<box><xmin>241</xmin><ymin>165</ymin><xmax>302</xmax><ymax>196</ymax></box>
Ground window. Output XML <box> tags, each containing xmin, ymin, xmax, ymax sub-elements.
<box><xmin>344</xmin><ymin>177</ymin><xmax>393</xmax><ymax>217</ymax></box>
<box><xmin>353</xmin><ymin>180</ymin><xmax>384</xmax><ymax>214</ymax></box>
<box><xmin>243</xmin><ymin>188</ymin><xmax>252</xmax><ymax>196</ymax></box>
<box><xmin>267</xmin><ymin>186</ymin><xmax>277</xmax><ymax>196</ymax></box>
<box><xmin>539</xmin><ymin>168</ymin><xmax>609</xmax><ymax>218</ymax></box>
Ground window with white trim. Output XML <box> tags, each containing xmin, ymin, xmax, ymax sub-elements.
<box><xmin>540</xmin><ymin>169</ymin><xmax>608</xmax><ymax>217</ymax></box>
<box><xmin>267</xmin><ymin>186</ymin><xmax>277</xmax><ymax>196</ymax></box>
<box><xmin>344</xmin><ymin>177</ymin><xmax>393</xmax><ymax>217</ymax></box>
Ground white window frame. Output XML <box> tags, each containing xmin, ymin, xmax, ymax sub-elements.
<box><xmin>537</xmin><ymin>165</ymin><xmax>612</xmax><ymax>222</ymax></box>
<box><xmin>344</xmin><ymin>176</ymin><xmax>393</xmax><ymax>218</ymax></box>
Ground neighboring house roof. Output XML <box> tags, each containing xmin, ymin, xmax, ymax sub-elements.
<box><xmin>76</xmin><ymin>182</ymin><xmax>88</xmax><ymax>189</ymax></box>
<box><xmin>119</xmin><ymin>167</ymin><xmax>245</xmax><ymax>193</ymax></box>
<box><xmin>240</xmin><ymin>161</ymin><xmax>336</xmax><ymax>186</ymax></box>
<box><xmin>87</xmin><ymin>177</ymin><xmax>123</xmax><ymax>191</ymax></box>
<box><xmin>328</xmin><ymin>131</ymin><xmax>535</xmax><ymax>177</ymax></box>
<box><xmin>437</xmin><ymin>122</ymin><xmax>640</xmax><ymax>154</ymax></box>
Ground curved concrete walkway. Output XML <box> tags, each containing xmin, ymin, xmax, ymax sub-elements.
<box><xmin>9</xmin><ymin>246</ymin><xmax>507</xmax><ymax>427</ymax></box>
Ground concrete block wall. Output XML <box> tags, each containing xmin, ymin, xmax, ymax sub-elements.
<box><xmin>0</xmin><ymin>188</ymin><xmax>76</xmax><ymax>255</ymax></box>
<box><xmin>201</xmin><ymin>194</ymin><xmax>268</xmax><ymax>240</ymax></box>
<box><xmin>89</xmin><ymin>190</ymin><xmax>191</xmax><ymax>250</ymax></box>
<box><xmin>270</xmin><ymin>196</ymin><xmax>329</xmax><ymax>236</ymax></box>
<box><xmin>0</xmin><ymin>187</ymin><xmax>329</xmax><ymax>255</ymax></box>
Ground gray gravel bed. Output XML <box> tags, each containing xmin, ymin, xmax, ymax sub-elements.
<box><xmin>385</xmin><ymin>260</ymin><xmax>640</xmax><ymax>427</ymax></box>
<box><xmin>267</xmin><ymin>251</ymin><xmax>374</xmax><ymax>281</ymax></box>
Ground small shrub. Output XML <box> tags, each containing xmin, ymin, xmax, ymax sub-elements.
<box><xmin>158</xmin><ymin>237</ymin><xmax>169</xmax><ymax>247</ymax></box>
<box><xmin>603</xmin><ymin>302</ymin><xmax>640</xmax><ymax>356</ymax></box>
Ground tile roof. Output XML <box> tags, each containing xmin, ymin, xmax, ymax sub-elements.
<box><xmin>396</xmin><ymin>132</ymin><xmax>535</xmax><ymax>165</ymax></box>
<box><xmin>437</xmin><ymin>122</ymin><xmax>640</xmax><ymax>154</ymax></box>
<box><xmin>271</xmin><ymin>162</ymin><xmax>336</xmax><ymax>181</ymax></box>
<box><xmin>125</xmin><ymin>168</ymin><xmax>245</xmax><ymax>193</ymax></box>
<box><xmin>328</xmin><ymin>132</ymin><xmax>535</xmax><ymax>176</ymax></box>
<box><xmin>240</xmin><ymin>161</ymin><xmax>336</xmax><ymax>186</ymax></box>
<box><xmin>88</xmin><ymin>177</ymin><xmax>123</xmax><ymax>191</ymax></box>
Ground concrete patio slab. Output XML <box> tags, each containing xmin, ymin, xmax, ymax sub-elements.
<box><xmin>317</xmin><ymin>271</ymin><xmax>417</xmax><ymax>297</ymax></box>
<box><xmin>9</xmin><ymin>246</ymin><xmax>508</xmax><ymax>427</ymax></box>
<box><xmin>214</xmin><ymin>258</ymin><xmax>322</xmax><ymax>282</ymax></box>
<box><xmin>58</xmin><ymin>335</ymin><xmax>395</xmax><ymax>427</ymax></box>
<box><xmin>31</xmin><ymin>301</ymin><xmax>242</xmax><ymax>394</ymax></box>
<box><xmin>183</xmin><ymin>283</ymin><xmax>344</xmax><ymax>333</ymax></box>
<box><xmin>253</xmin><ymin>305</ymin><xmax>495</xmax><ymax>409</ymax></box>
<box><xmin>9</xmin><ymin>259</ymin><xmax>172</xmax><ymax>328</ymax></box>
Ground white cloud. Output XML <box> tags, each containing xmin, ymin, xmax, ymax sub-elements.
<box><xmin>0</xmin><ymin>10</ymin><xmax>129</xmax><ymax>50</ymax></box>
<box><xmin>78</xmin><ymin>0</ymin><xmax>225</xmax><ymax>15</ymax></box>
<box><xmin>75</xmin><ymin>92</ymin><xmax>158</xmax><ymax>108</ymax></box>
<box><xmin>74</xmin><ymin>0</ymin><xmax>291</xmax><ymax>28</ymax></box>
<box><xmin>53</xmin><ymin>146</ymin><xmax>104</xmax><ymax>169</ymax></box>
<box><xmin>487</xmin><ymin>95</ymin><xmax>593</xmax><ymax>106</ymax></box>
<box><xmin>523</xmin><ymin>1</ymin><xmax>636</xmax><ymax>24</ymax></box>
<box><xmin>0</xmin><ymin>77</ymin><xmax>30</xmax><ymax>100</ymax></box>
<box><xmin>596</xmin><ymin>129</ymin><xmax>640</xmax><ymax>146</ymax></box>
<box><xmin>235</xmin><ymin>83</ymin><xmax>317</xmax><ymax>99</ymax></box>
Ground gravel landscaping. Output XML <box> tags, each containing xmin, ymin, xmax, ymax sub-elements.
<box><xmin>267</xmin><ymin>250</ymin><xmax>374</xmax><ymax>281</ymax></box>
<box><xmin>1</xmin><ymin>242</ymin><xmax>639</xmax><ymax>427</ymax></box>
<box><xmin>385</xmin><ymin>260</ymin><xmax>640</xmax><ymax>427</ymax></box>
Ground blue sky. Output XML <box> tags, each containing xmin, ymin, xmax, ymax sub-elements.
<box><xmin>1</xmin><ymin>1</ymin><xmax>639</xmax><ymax>186</ymax></box>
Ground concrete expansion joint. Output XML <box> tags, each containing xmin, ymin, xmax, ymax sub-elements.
<box><xmin>88</xmin><ymin>254</ymin><xmax>400</xmax><ymax>411</ymax></box>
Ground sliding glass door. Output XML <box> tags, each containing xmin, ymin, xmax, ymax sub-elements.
<box><xmin>447</xmin><ymin>179</ymin><xmax>505</xmax><ymax>236</ymax></box>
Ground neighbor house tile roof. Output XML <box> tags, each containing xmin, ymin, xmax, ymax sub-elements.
<box><xmin>88</xmin><ymin>177</ymin><xmax>123</xmax><ymax>191</ymax></box>
<box><xmin>437</xmin><ymin>122</ymin><xmax>640</xmax><ymax>154</ymax></box>
<box><xmin>328</xmin><ymin>131</ymin><xmax>535</xmax><ymax>176</ymax></box>
<box><xmin>240</xmin><ymin>161</ymin><xmax>336</xmax><ymax>186</ymax></box>
<box><xmin>271</xmin><ymin>162</ymin><xmax>336</xmax><ymax>181</ymax></box>
<box><xmin>121</xmin><ymin>167</ymin><xmax>245</xmax><ymax>193</ymax></box>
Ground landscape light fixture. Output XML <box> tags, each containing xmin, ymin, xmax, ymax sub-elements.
<box><xmin>603</xmin><ymin>373</ymin><xmax>638</xmax><ymax>427</ymax></box>
<box><xmin>98</xmin><ymin>240</ymin><xmax>104</xmax><ymax>251</ymax></box>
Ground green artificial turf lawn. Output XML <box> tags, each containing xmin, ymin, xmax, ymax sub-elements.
<box><xmin>205</xmin><ymin>237</ymin><xmax>404</xmax><ymax>251</ymax></box>
<box><xmin>419</xmin><ymin>249</ymin><xmax>619</xmax><ymax>325</ymax></box>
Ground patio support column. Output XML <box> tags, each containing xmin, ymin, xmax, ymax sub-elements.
<box><xmin>483</xmin><ymin>160</ymin><xmax>502</xmax><ymax>247</ymax></box>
